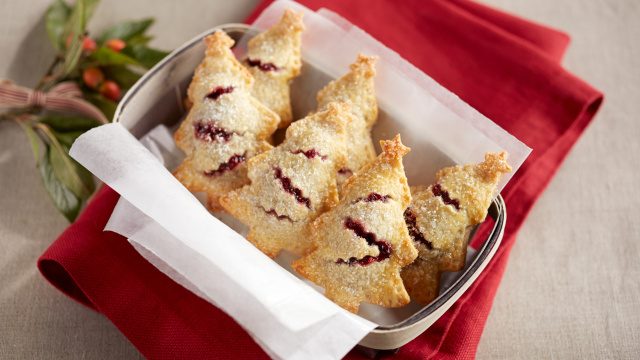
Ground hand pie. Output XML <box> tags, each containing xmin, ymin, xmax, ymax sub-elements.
<box><xmin>317</xmin><ymin>54</ymin><xmax>378</xmax><ymax>128</ymax></box>
<box><xmin>245</xmin><ymin>9</ymin><xmax>304</xmax><ymax>128</ymax></box>
<box><xmin>173</xmin><ymin>31</ymin><xmax>280</xmax><ymax>210</ymax></box>
<box><xmin>293</xmin><ymin>135</ymin><xmax>418</xmax><ymax>313</ymax></box>
<box><xmin>316</xmin><ymin>54</ymin><xmax>378</xmax><ymax>189</ymax></box>
<box><xmin>401</xmin><ymin>152</ymin><xmax>512</xmax><ymax>304</ymax></box>
<box><xmin>220</xmin><ymin>102</ymin><xmax>351</xmax><ymax>257</ymax></box>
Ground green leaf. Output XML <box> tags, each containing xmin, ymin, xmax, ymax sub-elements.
<box><xmin>89</xmin><ymin>46</ymin><xmax>140</xmax><ymax>66</ymax></box>
<box><xmin>126</xmin><ymin>34</ymin><xmax>153</xmax><ymax>46</ymax></box>
<box><xmin>72</xmin><ymin>155</ymin><xmax>96</xmax><ymax>195</ymax></box>
<box><xmin>39</xmin><ymin>115</ymin><xmax>101</xmax><ymax>132</ymax></box>
<box><xmin>38</xmin><ymin>124</ymin><xmax>94</xmax><ymax>201</ymax></box>
<box><xmin>63</xmin><ymin>32</ymin><xmax>83</xmax><ymax>77</ymax></box>
<box><xmin>51</xmin><ymin>129</ymin><xmax>85</xmax><ymax>148</ymax></box>
<box><xmin>98</xmin><ymin>18</ymin><xmax>154</xmax><ymax>43</ymax></box>
<box><xmin>122</xmin><ymin>45</ymin><xmax>168</xmax><ymax>69</ymax></box>
<box><xmin>102</xmin><ymin>66</ymin><xmax>141</xmax><ymax>90</ymax></box>
<box><xmin>86</xmin><ymin>93</ymin><xmax>117</xmax><ymax>119</ymax></box>
<box><xmin>54</xmin><ymin>138</ymin><xmax>96</xmax><ymax>198</ymax></box>
<box><xmin>45</xmin><ymin>0</ymin><xmax>71</xmax><ymax>52</ymax></box>
<box><xmin>61</xmin><ymin>0</ymin><xmax>101</xmax><ymax>77</ymax></box>
<box><xmin>83</xmin><ymin>0</ymin><xmax>100</xmax><ymax>24</ymax></box>
<box><xmin>49</xmin><ymin>142</ymin><xmax>93</xmax><ymax>199</ymax></box>
<box><xmin>39</xmin><ymin>145</ymin><xmax>82</xmax><ymax>222</ymax></box>
<box><xmin>17</xmin><ymin>122</ymin><xmax>43</xmax><ymax>164</ymax></box>
<box><xmin>62</xmin><ymin>0</ymin><xmax>88</xmax><ymax>77</ymax></box>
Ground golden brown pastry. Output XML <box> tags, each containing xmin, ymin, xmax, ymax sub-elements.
<box><xmin>220</xmin><ymin>102</ymin><xmax>352</xmax><ymax>257</ymax></box>
<box><xmin>316</xmin><ymin>54</ymin><xmax>378</xmax><ymax>128</ymax></box>
<box><xmin>245</xmin><ymin>9</ymin><xmax>304</xmax><ymax>128</ymax></box>
<box><xmin>316</xmin><ymin>54</ymin><xmax>378</xmax><ymax>190</ymax></box>
<box><xmin>293</xmin><ymin>135</ymin><xmax>418</xmax><ymax>313</ymax></box>
<box><xmin>401</xmin><ymin>152</ymin><xmax>512</xmax><ymax>304</ymax></box>
<box><xmin>173</xmin><ymin>31</ymin><xmax>280</xmax><ymax>210</ymax></box>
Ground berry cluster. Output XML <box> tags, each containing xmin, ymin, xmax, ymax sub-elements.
<box><xmin>70</xmin><ymin>34</ymin><xmax>126</xmax><ymax>101</ymax></box>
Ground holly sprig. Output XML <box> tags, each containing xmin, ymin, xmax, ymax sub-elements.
<box><xmin>3</xmin><ymin>0</ymin><xmax>169</xmax><ymax>221</ymax></box>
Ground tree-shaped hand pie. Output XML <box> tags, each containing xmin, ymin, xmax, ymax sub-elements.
<box><xmin>220</xmin><ymin>102</ymin><xmax>352</xmax><ymax>258</ymax></box>
<box><xmin>401</xmin><ymin>152</ymin><xmax>512</xmax><ymax>304</ymax></box>
<box><xmin>173</xmin><ymin>31</ymin><xmax>280</xmax><ymax>210</ymax></box>
<box><xmin>316</xmin><ymin>54</ymin><xmax>378</xmax><ymax>190</ymax></box>
<box><xmin>292</xmin><ymin>135</ymin><xmax>418</xmax><ymax>313</ymax></box>
<box><xmin>245</xmin><ymin>9</ymin><xmax>304</xmax><ymax>128</ymax></box>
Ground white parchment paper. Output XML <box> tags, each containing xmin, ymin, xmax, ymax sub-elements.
<box><xmin>71</xmin><ymin>124</ymin><xmax>375</xmax><ymax>360</ymax></box>
<box><xmin>69</xmin><ymin>1</ymin><xmax>531</xmax><ymax>359</ymax></box>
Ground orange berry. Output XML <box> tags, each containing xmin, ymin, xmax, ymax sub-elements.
<box><xmin>66</xmin><ymin>33</ymin><xmax>97</xmax><ymax>53</ymax></box>
<box><xmin>99</xmin><ymin>80</ymin><xmax>121</xmax><ymax>101</ymax></box>
<box><xmin>105</xmin><ymin>38</ymin><xmax>126</xmax><ymax>52</ymax></box>
<box><xmin>82</xmin><ymin>37</ymin><xmax>97</xmax><ymax>53</ymax></box>
<box><xmin>82</xmin><ymin>67</ymin><xmax>104</xmax><ymax>89</ymax></box>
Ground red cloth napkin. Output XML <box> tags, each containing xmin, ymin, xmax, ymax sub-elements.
<box><xmin>38</xmin><ymin>0</ymin><xmax>603</xmax><ymax>358</ymax></box>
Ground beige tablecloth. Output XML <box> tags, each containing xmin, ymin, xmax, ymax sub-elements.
<box><xmin>1</xmin><ymin>0</ymin><xmax>638</xmax><ymax>358</ymax></box>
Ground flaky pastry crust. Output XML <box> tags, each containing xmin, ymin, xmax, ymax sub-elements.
<box><xmin>220</xmin><ymin>102</ymin><xmax>352</xmax><ymax>257</ymax></box>
<box><xmin>293</xmin><ymin>135</ymin><xmax>418</xmax><ymax>313</ymax></box>
<box><xmin>173</xmin><ymin>31</ymin><xmax>280</xmax><ymax>210</ymax></box>
<box><xmin>401</xmin><ymin>152</ymin><xmax>512</xmax><ymax>303</ymax></box>
<box><xmin>316</xmin><ymin>54</ymin><xmax>379</xmax><ymax>191</ymax></box>
<box><xmin>245</xmin><ymin>9</ymin><xmax>304</xmax><ymax>128</ymax></box>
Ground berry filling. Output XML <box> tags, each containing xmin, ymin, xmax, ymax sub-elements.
<box><xmin>194</xmin><ymin>121</ymin><xmax>234</xmax><ymax>143</ymax></box>
<box><xmin>273</xmin><ymin>167</ymin><xmax>311</xmax><ymax>209</ymax></box>
<box><xmin>404</xmin><ymin>208</ymin><xmax>433</xmax><ymax>250</ymax></box>
<box><xmin>291</xmin><ymin>149</ymin><xmax>328</xmax><ymax>160</ymax></box>
<box><xmin>432</xmin><ymin>183</ymin><xmax>460</xmax><ymax>210</ymax></box>
<box><xmin>337</xmin><ymin>168</ymin><xmax>353</xmax><ymax>176</ymax></box>
<box><xmin>354</xmin><ymin>192</ymin><xmax>391</xmax><ymax>204</ymax></box>
<box><xmin>203</xmin><ymin>153</ymin><xmax>245</xmax><ymax>177</ymax></box>
<box><xmin>336</xmin><ymin>218</ymin><xmax>392</xmax><ymax>266</ymax></box>
<box><xmin>205</xmin><ymin>86</ymin><xmax>234</xmax><ymax>100</ymax></box>
<box><xmin>262</xmin><ymin>207</ymin><xmax>293</xmax><ymax>222</ymax></box>
<box><xmin>246</xmin><ymin>58</ymin><xmax>279</xmax><ymax>72</ymax></box>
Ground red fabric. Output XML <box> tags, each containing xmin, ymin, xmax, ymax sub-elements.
<box><xmin>38</xmin><ymin>0</ymin><xmax>603</xmax><ymax>359</ymax></box>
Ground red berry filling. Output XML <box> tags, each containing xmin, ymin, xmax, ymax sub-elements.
<box><xmin>336</xmin><ymin>218</ymin><xmax>392</xmax><ymax>266</ymax></box>
<box><xmin>432</xmin><ymin>183</ymin><xmax>460</xmax><ymax>210</ymax></box>
<box><xmin>246</xmin><ymin>58</ymin><xmax>279</xmax><ymax>72</ymax></box>
<box><xmin>291</xmin><ymin>149</ymin><xmax>328</xmax><ymax>161</ymax></box>
<box><xmin>206</xmin><ymin>86</ymin><xmax>234</xmax><ymax>100</ymax></box>
<box><xmin>262</xmin><ymin>207</ymin><xmax>293</xmax><ymax>222</ymax></box>
<box><xmin>337</xmin><ymin>168</ymin><xmax>353</xmax><ymax>176</ymax></box>
<box><xmin>354</xmin><ymin>192</ymin><xmax>391</xmax><ymax>204</ymax></box>
<box><xmin>204</xmin><ymin>153</ymin><xmax>245</xmax><ymax>177</ymax></box>
<box><xmin>273</xmin><ymin>167</ymin><xmax>311</xmax><ymax>209</ymax></box>
<box><xmin>194</xmin><ymin>121</ymin><xmax>234</xmax><ymax>143</ymax></box>
<box><xmin>404</xmin><ymin>208</ymin><xmax>433</xmax><ymax>250</ymax></box>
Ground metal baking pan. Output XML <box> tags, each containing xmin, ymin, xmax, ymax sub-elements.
<box><xmin>113</xmin><ymin>24</ymin><xmax>506</xmax><ymax>351</ymax></box>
